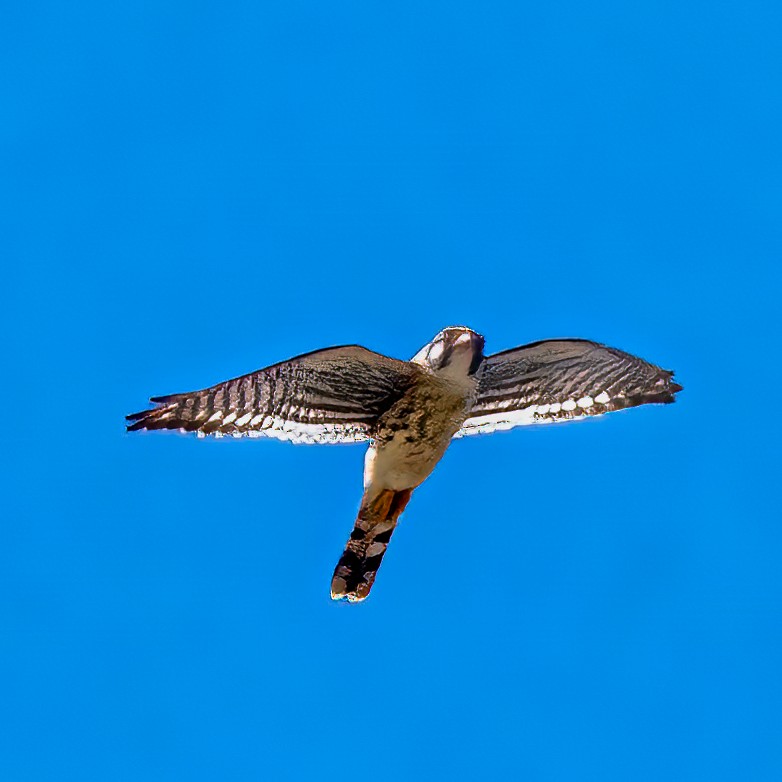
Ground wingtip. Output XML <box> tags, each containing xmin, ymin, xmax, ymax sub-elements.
<box><xmin>667</xmin><ymin>371</ymin><xmax>683</xmax><ymax>397</ymax></box>
<box><xmin>126</xmin><ymin>393</ymin><xmax>172</xmax><ymax>429</ymax></box>
<box><xmin>125</xmin><ymin>400</ymin><xmax>167</xmax><ymax>430</ymax></box>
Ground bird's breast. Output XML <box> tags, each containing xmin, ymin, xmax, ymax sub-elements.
<box><xmin>366</xmin><ymin>380</ymin><xmax>471</xmax><ymax>492</ymax></box>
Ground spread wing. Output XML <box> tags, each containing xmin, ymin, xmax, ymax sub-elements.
<box><xmin>457</xmin><ymin>339</ymin><xmax>682</xmax><ymax>437</ymax></box>
<box><xmin>126</xmin><ymin>345</ymin><xmax>419</xmax><ymax>444</ymax></box>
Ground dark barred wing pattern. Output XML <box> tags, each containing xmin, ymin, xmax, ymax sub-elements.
<box><xmin>457</xmin><ymin>339</ymin><xmax>682</xmax><ymax>437</ymax></box>
<box><xmin>126</xmin><ymin>346</ymin><xmax>419</xmax><ymax>443</ymax></box>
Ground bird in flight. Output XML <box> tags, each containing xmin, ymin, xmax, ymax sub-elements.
<box><xmin>127</xmin><ymin>327</ymin><xmax>682</xmax><ymax>603</ymax></box>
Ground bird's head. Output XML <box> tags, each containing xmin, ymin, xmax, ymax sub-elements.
<box><xmin>411</xmin><ymin>326</ymin><xmax>485</xmax><ymax>379</ymax></box>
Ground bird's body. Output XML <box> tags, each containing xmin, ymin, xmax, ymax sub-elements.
<box><xmin>331</xmin><ymin>330</ymin><xmax>483</xmax><ymax>600</ymax></box>
<box><xmin>127</xmin><ymin>326</ymin><xmax>682</xmax><ymax>602</ymax></box>
<box><xmin>370</xmin><ymin>333</ymin><xmax>481</xmax><ymax>491</ymax></box>
<box><xmin>368</xmin><ymin>378</ymin><xmax>468</xmax><ymax>492</ymax></box>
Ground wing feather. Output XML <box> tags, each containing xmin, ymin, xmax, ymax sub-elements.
<box><xmin>457</xmin><ymin>339</ymin><xmax>682</xmax><ymax>437</ymax></box>
<box><xmin>126</xmin><ymin>345</ymin><xmax>419</xmax><ymax>443</ymax></box>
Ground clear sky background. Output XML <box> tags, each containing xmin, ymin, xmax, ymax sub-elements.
<box><xmin>2</xmin><ymin>2</ymin><xmax>781</xmax><ymax>780</ymax></box>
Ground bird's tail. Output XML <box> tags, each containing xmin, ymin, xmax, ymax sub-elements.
<box><xmin>330</xmin><ymin>488</ymin><xmax>413</xmax><ymax>603</ymax></box>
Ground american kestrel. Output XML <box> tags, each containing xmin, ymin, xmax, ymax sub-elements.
<box><xmin>127</xmin><ymin>327</ymin><xmax>682</xmax><ymax>602</ymax></box>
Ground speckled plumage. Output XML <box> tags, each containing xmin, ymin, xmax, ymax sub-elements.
<box><xmin>127</xmin><ymin>326</ymin><xmax>682</xmax><ymax>602</ymax></box>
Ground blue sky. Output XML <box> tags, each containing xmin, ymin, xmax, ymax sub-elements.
<box><xmin>2</xmin><ymin>2</ymin><xmax>781</xmax><ymax>780</ymax></box>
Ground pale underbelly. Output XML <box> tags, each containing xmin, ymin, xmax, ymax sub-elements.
<box><xmin>364</xmin><ymin>428</ymin><xmax>458</xmax><ymax>491</ymax></box>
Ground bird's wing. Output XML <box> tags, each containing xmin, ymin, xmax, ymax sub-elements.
<box><xmin>456</xmin><ymin>339</ymin><xmax>682</xmax><ymax>437</ymax></box>
<box><xmin>126</xmin><ymin>345</ymin><xmax>419</xmax><ymax>444</ymax></box>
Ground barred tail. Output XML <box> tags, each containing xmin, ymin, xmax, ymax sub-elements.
<box><xmin>330</xmin><ymin>488</ymin><xmax>413</xmax><ymax>603</ymax></box>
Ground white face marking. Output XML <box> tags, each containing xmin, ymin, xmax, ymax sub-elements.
<box><xmin>428</xmin><ymin>341</ymin><xmax>444</xmax><ymax>364</ymax></box>
<box><xmin>549</xmin><ymin>402</ymin><xmax>561</xmax><ymax>414</ymax></box>
<box><xmin>234</xmin><ymin>413</ymin><xmax>253</xmax><ymax>426</ymax></box>
<box><xmin>222</xmin><ymin>412</ymin><xmax>238</xmax><ymax>425</ymax></box>
<box><xmin>577</xmin><ymin>396</ymin><xmax>593</xmax><ymax>409</ymax></box>
<box><xmin>561</xmin><ymin>399</ymin><xmax>576</xmax><ymax>412</ymax></box>
<box><xmin>206</xmin><ymin>411</ymin><xmax>223</xmax><ymax>423</ymax></box>
<box><xmin>595</xmin><ymin>391</ymin><xmax>610</xmax><ymax>405</ymax></box>
<box><xmin>536</xmin><ymin>403</ymin><xmax>550</xmax><ymax>415</ymax></box>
